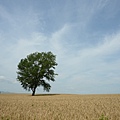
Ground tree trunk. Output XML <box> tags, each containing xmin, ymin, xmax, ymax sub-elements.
<box><xmin>32</xmin><ymin>87</ymin><xmax>36</xmax><ymax>96</ymax></box>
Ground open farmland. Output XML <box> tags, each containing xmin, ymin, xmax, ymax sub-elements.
<box><xmin>0</xmin><ymin>94</ymin><xmax>120</xmax><ymax>120</ymax></box>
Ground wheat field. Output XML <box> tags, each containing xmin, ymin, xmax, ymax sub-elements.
<box><xmin>0</xmin><ymin>94</ymin><xmax>120</xmax><ymax>120</ymax></box>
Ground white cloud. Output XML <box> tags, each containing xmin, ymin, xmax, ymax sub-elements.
<box><xmin>0</xmin><ymin>76</ymin><xmax>5</xmax><ymax>80</ymax></box>
<box><xmin>78</xmin><ymin>32</ymin><xmax>120</xmax><ymax>59</ymax></box>
<box><xmin>50</xmin><ymin>30</ymin><xmax>120</xmax><ymax>92</ymax></box>
<box><xmin>49</xmin><ymin>24</ymin><xmax>70</xmax><ymax>54</ymax></box>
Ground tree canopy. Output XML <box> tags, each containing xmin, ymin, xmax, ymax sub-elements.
<box><xmin>17</xmin><ymin>51</ymin><xmax>58</xmax><ymax>96</ymax></box>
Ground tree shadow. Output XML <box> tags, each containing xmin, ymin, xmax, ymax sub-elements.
<box><xmin>35</xmin><ymin>94</ymin><xmax>60</xmax><ymax>96</ymax></box>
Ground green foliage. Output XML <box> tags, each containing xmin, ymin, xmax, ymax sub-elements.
<box><xmin>17</xmin><ymin>51</ymin><xmax>58</xmax><ymax>95</ymax></box>
<box><xmin>99</xmin><ymin>114</ymin><xmax>108</xmax><ymax>120</ymax></box>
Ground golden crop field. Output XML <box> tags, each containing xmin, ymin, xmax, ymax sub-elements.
<box><xmin>0</xmin><ymin>94</ymin><xmax>120</xmax><ymax>120</ymax></box>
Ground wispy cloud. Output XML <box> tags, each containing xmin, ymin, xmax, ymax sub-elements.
<box><xmin>0</xmin><ymin>76</ymin><xmax>5</xmax><ymax>80</ymax></box>
<box><xmin>48</xmin><ymin>28</ymin><xmax>120</xmax><ymax>93</ymax></box>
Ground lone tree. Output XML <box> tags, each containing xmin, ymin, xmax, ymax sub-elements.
<box><xmin>17</xmin><ymin>51</ymin><xmax>58</xmax><ymax>96</ymax></box>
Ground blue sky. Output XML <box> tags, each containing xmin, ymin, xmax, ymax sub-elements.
<box><xmin>0</xmin><ymin>0</ymin><xmax>120</xmax><ymax>94</ymax></box>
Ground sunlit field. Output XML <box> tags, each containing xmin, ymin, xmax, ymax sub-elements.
<box><xmin>0</xmin><ymin>94</ymin><xmax>120</xmax><ymax>120</ymax></box>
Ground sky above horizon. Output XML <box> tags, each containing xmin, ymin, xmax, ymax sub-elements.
<box><xmin>0</xmin><ymin>0</ymin><xmax>120</xmax><ymax>94</ymax></box>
